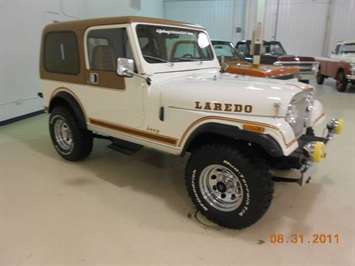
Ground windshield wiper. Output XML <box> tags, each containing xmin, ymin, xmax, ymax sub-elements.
<box><xmin>175</xmin><ymin>55</ymin><xmax>204</xmax><ymax>64</ymax></box>
<box><xmin>143</xmin><ymin>55</ymin><xmax>173</xmax><ymax>66</ymax></box>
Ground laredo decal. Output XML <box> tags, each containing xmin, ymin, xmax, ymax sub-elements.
<box><xmin>195</xmin><ymin>101</ymin><xmax>253</xmax><ymax>113</ymax></box>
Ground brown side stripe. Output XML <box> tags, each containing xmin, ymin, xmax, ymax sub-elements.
<box><xmin>89</xmin><ymin>118</ymin><xmax>178</xmax><ymax>146</ymax></box>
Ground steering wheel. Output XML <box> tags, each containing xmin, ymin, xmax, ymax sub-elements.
<box><xmin>181</xmin><ymin>53</ymin><xmax>194</xmax><ymax>59</ymax></box>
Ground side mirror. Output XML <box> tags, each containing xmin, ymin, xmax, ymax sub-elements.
<box><xmin>117</xmin><ymin>58</ymin><xmax>134</xmax><ymax>77</ymax></box>
<box><xmin>117</xmin><ymin>57</ymin><xmax>152</xmax><ymax>86</ymax></box>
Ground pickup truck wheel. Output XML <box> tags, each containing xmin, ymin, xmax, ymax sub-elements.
<box><xmin>185</xmin><ymin>143</ymin><xmax>274</xmax><ymax>229</ymax></box>
<box><xmin>49</xmin><ymin>106</ymin><xmax>93</xmax><ymax>161</ymax></box>
<box><xmin>316</xmin><ymin>70</ymin><xmax>324</xmax><ymax>84</ymax></box>
<box><xmin>336</xmin><ymin>71</ymin><xmax>348</xmax><ymax>92</ymax></box>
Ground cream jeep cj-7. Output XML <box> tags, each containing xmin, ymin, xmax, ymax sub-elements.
<box><xmin>39</xmin><ymin>16</ymin><xmax>343</xmax><ymax>229</ymax></box>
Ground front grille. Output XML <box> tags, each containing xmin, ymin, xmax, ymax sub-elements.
<box><xmin>279</xmin><ymin>62</ymin><xmax>314</xmax><ymax>73</ymax></box>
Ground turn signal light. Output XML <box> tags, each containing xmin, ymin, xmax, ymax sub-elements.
<box><xmin>243</xmin><ymin>124</ymin><xmax>265</xmax><ymax>133</ymax></box>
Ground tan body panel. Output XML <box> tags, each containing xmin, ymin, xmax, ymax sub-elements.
<box><xmin>318</xmin><ymin>59</ymin><xmax>352</xmax><ymax>78</ymax></box>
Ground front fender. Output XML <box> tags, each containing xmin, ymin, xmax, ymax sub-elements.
<box><xmin>182</xmin><ymin>122</ymin><xmax>283</xmax><ymax>157</ymax></box>
<box><xmin>310</xmin><ymin>99</ymin><xmax>326</xmax><ymax>126</ymax></box>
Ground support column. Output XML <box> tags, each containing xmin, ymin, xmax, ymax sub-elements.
<box><xmin>252</xmin><ymin>0</ymin><xmax>265</xmax><ymax>65</ymax></box>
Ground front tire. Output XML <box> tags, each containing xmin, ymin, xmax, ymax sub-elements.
<box><xmin>49</xmin><ymin>106</ymin><xmax>93</xmax><ymax>161</ymax></box>
<box><xmin>336</xmin><ymin>71</ymin><xmax>348</xmax><ymax>92</ymax></box>
<box><xmin>185</xmin><ymin>143</ymin><xmax>274</xmax><ymax>229</ymax></box>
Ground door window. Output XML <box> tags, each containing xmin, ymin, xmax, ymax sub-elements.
<box><xmin>87</xmin><ymin>28</ymin><xmax>134</xmax><ymax>71</ymax></box>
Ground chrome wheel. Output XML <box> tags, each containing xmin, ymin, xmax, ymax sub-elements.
<box><xmin>54</xmin><ymin>119</ymin><xmax>73</xmax><ymax>151</ymax></box>
<box><xmin>199</xmin><ymin>164</ymin><xmax>243</xmax><ymax>212</ymax></box>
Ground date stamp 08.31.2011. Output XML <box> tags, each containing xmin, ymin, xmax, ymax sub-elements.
<box><xmin>269</xmin><ymin>234</ymin><xmax>339</xmax><ymax>244</ymax></box>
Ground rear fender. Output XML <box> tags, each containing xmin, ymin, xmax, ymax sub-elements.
<box><xmin>49</xmin><ymin>91</ymin><xmax>87</xmax><ymax>129</ymax></box>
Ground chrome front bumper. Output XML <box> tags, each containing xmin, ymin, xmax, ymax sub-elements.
<box><xmin>297</xmin><ymin>118</ymin><xmax>343</xmax><ymax>185</ymax></box>
<box><xmin>272</xmin><ymin>118</ymin><xmax>343</xmax><ymax>186</ymax></box>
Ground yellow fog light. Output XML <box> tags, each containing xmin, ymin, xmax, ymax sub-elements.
<box><xmin>313</xmin><ymin>141</ymin><xmax>326</xmax><ymax>163</ymax></box>
<box><xmin>335</xmin><ymin>118</ymin><xmax>344</xmax><ymax>134</ymax></box>
<box><xmin>328</xmin><ymin>118</ymin><xmax>344</xmax><ymax>135</ymax></box>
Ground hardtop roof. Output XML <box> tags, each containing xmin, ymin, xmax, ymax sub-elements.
<box><xmin>42</xmin><ymin>16</ymin><xmax>204</xmax><ymax>33</ymax></box>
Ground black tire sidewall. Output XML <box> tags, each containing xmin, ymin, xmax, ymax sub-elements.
<box><xmin>186</xmin><ymin>144</ymin><xmax>273</xmax><ymax>229</ymax></box>
<box><xmin>49</xmin><ymin>107</ymin><xmax>92</xmax><ymax>161</ymax></box>
<box><xmin>49</xmin><ymin>109</ymin><xmax>75</xmax><ymax>156</ymax></box>
<box><xmin>316</xmin><ymin>70</ymin><xmax>324</xmax><ymax>84</ymax></box>
<box><xmin>336</xmin><ymin>72</ymin><xmax>348</xmax><ymax>92</ymax></box>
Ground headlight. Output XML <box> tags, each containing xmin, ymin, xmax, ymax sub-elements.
<box><xmin>312</xmin><ymin>62</ymin><xmax>319</xmax><ymax>72</ymax></box>
<box><xmin>286</xmin><ymin>99</ymin><xmax>298</xmax><ymax>127</ymax></box>
<box><xmin>273</xmin><ymin>61</ymin><xmax>282</xmax><ymax>66</ymax></box>
<box><xmin>305</xmin><ymin>91</ymin><xmax>314</xmax><ymax>111</ymax></box>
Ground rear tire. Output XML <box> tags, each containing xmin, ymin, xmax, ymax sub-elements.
<box><xmin>185</xmin><ymin>143</ymin><xmax>274</xmax><ymax>229</ymax></box>
<box><xmin>336</xmin><ymin>71</ymin><xmax>348</xmax><ymax>92</ymax></box>
<box><xmin>49</xmin><ymin>106</ymin><xmax>93</xmax><ymax>161</ymax></box>
<box><xmin>316</xmin><ymin>69</ymin><xmax>325</xmax><ymax>85</ymax></box>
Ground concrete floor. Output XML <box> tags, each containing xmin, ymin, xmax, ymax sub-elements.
<box><xmin>1</xmin><ymin>79</ymin><xmax>354</xmax><ymax>265</ymax></box>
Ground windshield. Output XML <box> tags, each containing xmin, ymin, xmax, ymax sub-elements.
<box><xmin>212</xmin><ymin>41</ymin><xmax>245</xmax><ymax>63</ymax></box>
<box><xmin>342</xmin><ymin>43</ymin><xmax>355</xmax><ymax>54</ymax></box>
<box><xmin>136</xmin><ymin>25</ymin><xmax>214</xmax><ymax>63</ymax></box>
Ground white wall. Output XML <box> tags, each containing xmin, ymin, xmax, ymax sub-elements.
<box><xmin>262</xmin><ymin>0</ymin><xmax>355</xmax><ymax>56</ymax></box>
<box><xmin>164</xmin><ymin>0</ymin><xmax>236</xmax><ymax>41</ymax></box>
<box><xmin>0</xmin><ymin>0</ymin><xmax>164</xmax><ymax>123</ymax></box>
<box><xmin>164</xmin><ymin>0</ymin><xmax>355</xmax><ymax>56</ymax></box>
<box><xmin>328</xmin><ymin>0</ymin><xmax>355</xmax><ymax>55</ymax></box>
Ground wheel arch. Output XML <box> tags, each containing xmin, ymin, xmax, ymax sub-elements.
<box><xmin>49</xmin><ymin>91</ymin><xmax>87</xmax><ymax>129</ymax></box>
<box><xmin>337</xmin><ymin>67</ymin><xmax>345</xmax><ymax>75</ymax></box>
<box><xmin>181</xmin><ymin>122</ymin><xmax>283</xmax><ymax>157</ymax></box>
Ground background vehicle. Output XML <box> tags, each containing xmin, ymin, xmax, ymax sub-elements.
<box><xmin>316</xmin><ymin>40</ymin><xmax>355</xmax><ymax>92</ymax></box>
<box><xmin>39</xmin><ymin>16</ymin><xmax>342</xmax><ymax>229</ymax></box>
<box><xmin>212</xmin><ymin>40</ymin><xmax>299</xmax><ymax>80</ymax></box>
<box><xmin>236</xmin><ymin>40</ymin><xmax>318</xmax><ymax>83</ymax></box>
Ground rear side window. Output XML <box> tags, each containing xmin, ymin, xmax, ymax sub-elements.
<box><xmin>44</xmin><ymin>31</ymin><xmax>80</xmax><ymax>74</ymax></box>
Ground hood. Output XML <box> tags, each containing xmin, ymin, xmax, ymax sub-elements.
<box><xmin>159</xmin><ymin>72</ymin><xmax>312</xmax><ymax>118</ymax></box>
<box><xmin>224</xmin><ymin>60</ymin><xmax>299</xmax><ymax>78</ymax></box>
<box><xmin>278</xmin><ymin>55</ymin><xmax>316</xmax><ymax>62</ymax></box>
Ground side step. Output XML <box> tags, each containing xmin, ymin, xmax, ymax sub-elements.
<box><xmin>107</xmin><ymin>139</ymin><xmax>142</xmax><ymax>155</ymax></box>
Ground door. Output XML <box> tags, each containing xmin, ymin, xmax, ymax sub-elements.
<box><xmin>83</xmin><ymin>25</ymin><xmax>144</xmax><ymax>129</ymax></box>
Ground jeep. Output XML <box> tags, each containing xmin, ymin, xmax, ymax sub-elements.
<box><xmin>39</xmin><ymin>16</ymin><xmax>343</xmax><ymax>229</ymax></box>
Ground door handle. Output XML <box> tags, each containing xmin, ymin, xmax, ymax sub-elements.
<box><xmin>90</xmin><ymin>73</ymin><xmax>99</xmax><ymax>84</ymax></box>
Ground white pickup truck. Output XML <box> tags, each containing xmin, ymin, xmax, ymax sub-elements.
<box><xmin>317</xmin><ymin>40</ymin><xmax>355</xmax><ymax>92</ymax></box>
<box><xmin>39</xmin><ymin>16</ymin><xmax>342</xmax><ymax>229</ymax></box>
